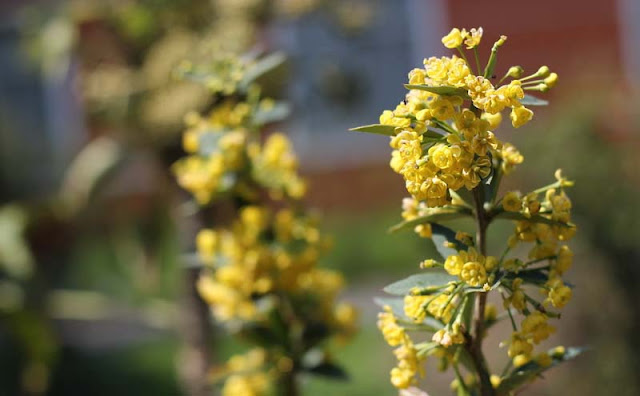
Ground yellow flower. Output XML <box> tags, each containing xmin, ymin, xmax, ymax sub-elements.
<box><xmin>503</xmin><ymin>191</ymin><xmax>522</xmax><ymax>212</ymax></box>
<box><xmin>429</xmin><ymin>144</ymin><xmax>455</xmax><ymax>169</ymax></box>
<box><xmin>507</xmin><ymin>332</ymin><xmax>533</xmax><ymax>358</ymax></box>
<box><xmin>481</xmin><ymin>111</ymin><xmax>502</xmax><ymax>130</ymax></box>
<box><xmin>444</xmin><ymin>254</ymin><xmax>464</xmax><ymax>275</ymax></box>
<box><xmin>521</xmin><ymin>312</ymin><xmax>555</xmax><ymax>343</ymax></box>
<box><xmin>546</xmin><ymin>278</ymin><xmax>572</xmax><ymax>308</ymax></box>
<box><xmin>464</xmin><ymin>27</ymin><xmax>483</xmax><ymax>49</ymax></box>
<box><xmin>500</xmin><ymin>143</ymin><xmax>524</xmax><ymax>174</ymax></box>
<box><xmin>377</xmin><ymin>306</ymin><xmax>406</xmax><ymax>347</ymax></box>
<box><xmin>460</xmin><ymin>261</ymin><xmax>487</xmax><ymax>287</ymax></box>
<box><xmin>555</xmin><ymin>245</ymin><xmax>573</xmax><ymax>274</ymax></box>
<box><xmin>182</xmin><ymin>130</ymin><xmax>200</xmax><ymax>153</ymax></box>
<box><xmin>408</xmin><ymin>68</ymin><xmax>426</xmax><ymax>85</ymax></box>
<box><xmin>196</xmin><ymin>229</ymin><xmax>218</xmax><ymax>263</ymax></box>
<box><xmin>404</xmin><ymin>295</ymin><xmax>429</xmax><ymax>323</ymax></box>
<box><xmin>442</xmin><ymin>28</ymin><xmax>465</xmax><ymax>48</ymax></box>
<box><xmin>432</xmin><ymin>323</ymin><xmax>464</xmax><ymax>347</ymax></box>
<box><xmin>510</xmin><ymin>105</ymin><xmax>534</xmax><ymax>128</ymax></box>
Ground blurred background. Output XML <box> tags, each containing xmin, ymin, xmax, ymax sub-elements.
<box><xmin>1</xmin><ymin>0</ymin><xmax>639</xmax><ymax>395</ymax></box>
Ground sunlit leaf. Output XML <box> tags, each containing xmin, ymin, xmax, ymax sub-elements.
<box><xmin>496</xmin><ymin>347</ymin><xmax>587</xmax><ymax>394</ymax></box>
<box><xmin>493</xmin><ymin>210</ymin><xmax>574</xmax><ymax>228</ymax></box>
<box><xmin>404</xmin><ymin>84</ymin><xmax>470</xmax><ymax>98</ymax></box>
<box><xmin>240</xmin><ymin>52</ymin><xmax>287</xmax><ymax>88</ymax></box>
<box><xmin>520</xmin><ymin>94</ymin><xmax>549</xmax><ymax>106</ymax></box>
<box><xmin>431</xmin><ymin>223</ymin><xmax>466</xmax><ymax>260</ymax></box>
<box><xmin>388</xmin><ymin>207</ymin><xmax>473</xmax><ymax>234</ymax></box>
<box><xmin>348</xmin><ymin>124</ymin><xmax>397</xmax><ymax>136</ymax></box>
<box><xmin>383</xmin><ymin>270</ymin><xmax>457</xmax><ymax>296</ymax></box>
<box><xmin>254</xmin><ymin>102</ymin><xmax>290</xmax><ymax>125</ymax></box>
<box><xmin>304</xmin><ymin>362</ymin><xmax>349</xmax><ymax>380</ymax></box>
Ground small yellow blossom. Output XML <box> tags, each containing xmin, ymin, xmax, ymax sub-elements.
<box><xmin>503</xmin><ymin>191</ymin><xmax>522</xmax><ymax>212</ymax></box>
<box><xmin>442</xmin><ymin>28</ymin><xmax>465</xmax><ymax>48</ymax></box>
<box><xmin>510</xmin><ymin>105</ymin><xmax>534</xmax><ymax>128</ymax></box>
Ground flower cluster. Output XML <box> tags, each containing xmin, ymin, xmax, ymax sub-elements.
<box><xmin>380</xmin><ymin>27</ymin><xmax>556</xmax><ymax>211</ymax></box>
<box><xmin>173</xmin><ymin>99</ymin><xmax>306</xmax><ymax>204</ymax></box>
<box><xmin>173</xmin><ymin>52</ymin><xmax>355</xmax><ymax>395</ymax></box>
<box><xmin>356</xmin><ymin>27</ymin><xmax>580</xmax><ymax>395</ymax></box>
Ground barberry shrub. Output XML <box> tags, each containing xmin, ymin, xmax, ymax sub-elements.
<box><xmin>352</xmin><ymin>28</ymin><xmax>583</xmax><ymax>396</ymax></box>
<box><xmin>173</xmin><ymin>52</ymin><xmax>356</xmax><ymax>396</ymax></box>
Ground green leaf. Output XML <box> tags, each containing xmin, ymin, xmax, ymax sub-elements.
<box><xmin>240</xmin><ymin>52</ymin><xmax>287</xmax><ymax>88</ymax></box>
<box><xmin>304</xmin><ymin>362</ymin><xmax>348</xmax><ymax>380</ymax></box>
<box><xmin>254</xmin><ymin>102</ymin><xmax>290</xmax><ymax>125</ymax></box>
<box><xmin>373</xmin><ymin>297</ymin><xmax>443</xmax><ymax>331</ymax></box>
<box><xmin>520</xmin><ymin>94</ymin><xmax>549</xmax><ymax>106</ymax></box>
<box><xmin>198</xmin><ymin>130</ymin><xmax>222</xmax><ymax>156</ymax></box>
<box><xmin>503</xmin><ymin>268</ymin><xmax>549</xmax><ymax>286</ymax></box>
<box><xmin>348</xmin><ymin>124</ymin><xmax>397</xmax><ymax>136</ymax></box>
<box><xmin>388</xmin><ymin>207</ymin><xmax>473</xmax><ymax>234</ymax></box>
<box><xmin>383</xmin><ymin>270</ymin><xmax>457</xmax><ymax>296</ymax></box>
<box><xmin>492</xmin><ymin>210</ymin><xmax>575</xmax><ymax>228</ymax></box>
<box><xmin>496</xmin><ymin>347</ymin><xmax>587</xmax><ymax>394</ymax></box>
<box><xmin>404</xmin><ymin>84</ymin><xmax>470</xmax><ymax>98</ymax></box>
<box><xmin>459</xmin><ymin>294</ymin><xmax>475</xmax><ymax>330</ymax></box>
<box><xmin>483</xmin><ymin>160</ymin><xmax>502</xmax><ymax>205</ymax></box>
<box><xmin>423</xmin><ymin>128</ymin><xmax>446</xmax><ymax>139</ymax></box>
<box><xmin>431</xmin><ymin>223</ymin><xmax>466</xmax><ymax>260</ymax></box>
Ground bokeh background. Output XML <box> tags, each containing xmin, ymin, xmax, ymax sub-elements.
<box><xmin>1</xmin><ymin>0</ymin><xmax>639</xmax><ymax>395</ymax></box>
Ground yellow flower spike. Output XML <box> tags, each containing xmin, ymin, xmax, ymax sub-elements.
<box><xmin>442</xmin><ymin>28</ymin><xmax>465</xmax><ymax>48</ymax></box>
<box><xmin>490</xmin><ymin>375</ymin><xmax>502</xmax><ymax>388</ymax></box>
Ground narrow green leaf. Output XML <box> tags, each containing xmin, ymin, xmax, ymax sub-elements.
<box><xmin>496</xmin><ymin>346</ymin><xmax>587</xmax><ymax>394</ymax></box>
<box><xmin>198</xmin><ymin>130</ymin><xmax>222</xmax><ymax>156</ymax></box>
<box><xmin>240</xmin><ymin>52</ymin><xmax>287</xmax><ymax>88</ymax></box>
<box><xmin>459</xmin><ymin>294</ymin><xmax>475</xmax><ymax>330</ymax></box>
<box><xmin>431</xmin><ymin>223</ymin><xmax>466</xmax><ymax>259</ymax></box>
<box><xmin>404</xmin><ymin>84</ymin><xmax>470</xmax><ymax>98</ymax></box>
<box><xmin>383</xmin><ymin>270</ymin><xmax>457</xmax><ymax>296</ymax></box>
<box><xmin>253</xmin><ymin>102</ymin><xmax>290</xmax><ymax>125</ymax></box>
<box><xmin>492</xmin><ymin>210</ymin><xmax>575</xmax><ymax>228</ymax></box>
<box><xmin>520</xmin><ymin>94</ymin><xmax>549</xmax><ymax>106</ymax></box>
<box><xmin>483</xmin><ymin>160</ymin><xmax>502</xmax><ymax>205</ymax></box>
<box><xmin>503</xmin><ymin>268</ymin><xmax>549</xmax><ymax>286</ymax></box>
<box><xmin>304</xmin><ymin>362</ymin><xmax>348</xmax><ymax>380</ymax></box>
<box><xmin>388</xmin><ymin>207</ymin><xmax>473</xmax><ymax>234</ymax></box>
<box><xmin>423</xmin><ymin>128</ymin><xmax>446</xmax><ymax>139</ymax></box>
<box><xmin>348</xmin><ymin>124</ymin><xmax>397</xmax><ymax>136</ymax></box>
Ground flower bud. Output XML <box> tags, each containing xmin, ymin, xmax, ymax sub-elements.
<box><xmin>537</xmin><ymin>66</ymin><xmax>550</xmax><ymax>77</ymax></box>
<box><xmin>544</xmin><ymin>72</ymin><xmax>558</xmax><ymax>88</ymax></box>
<box><xmin>507</xmin><ymin>66</ymin><xmax>524</xmax><ymax>78</ymax></box>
